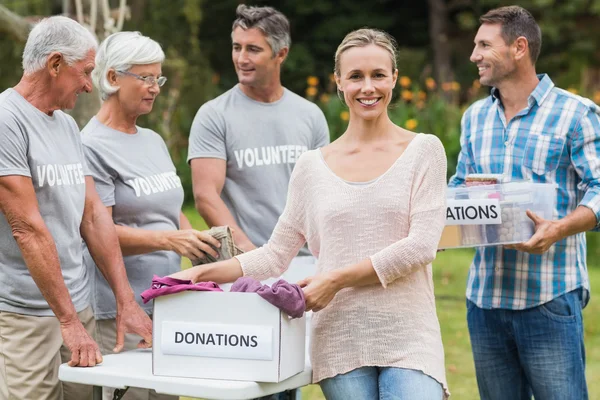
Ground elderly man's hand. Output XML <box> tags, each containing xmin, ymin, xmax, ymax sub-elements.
<box><xmin>114</xmin><ymin>300</ymin><xmax>153</xmax><ymax>353</ymax></box>
<box><xmin>60</xmin><ymin>317</ymin><xmax>103</xmax><ymax>367</ymax></box>
<box><xmin>505</xmin><ymin>210</ymin><xmax>563</xmax><ymax>255</ymax></box>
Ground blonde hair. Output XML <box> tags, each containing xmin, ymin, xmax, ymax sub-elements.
<box><xmin>334</xmin><ymin>28</ymin><xmax>398</xmax><ymax>76</ymax></box>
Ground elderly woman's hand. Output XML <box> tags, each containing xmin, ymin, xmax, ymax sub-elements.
<box><xmin>165</xmin><ymin>229</ymin><xmax>221</xmax><ymax>262</ymax></box>
<box><xmin>298</xmin><ymin>273</ymin><xmax>341</xmax><ymax>313</ymax></box>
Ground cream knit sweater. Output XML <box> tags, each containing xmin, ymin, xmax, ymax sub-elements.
<box><xmin>236</xmin><ymin>133</ymin><xmax>449</xmax><ymax>396</ymax></box>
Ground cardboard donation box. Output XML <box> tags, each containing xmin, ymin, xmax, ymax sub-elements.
<box><xmin>439</xmin><ymin>181</ymin><xmax>557</xmax><ymax>249</ymax></box>
<box><xmin>152</xmin><ymin>291</ymin><xmax>306</xmax><ymax>382</ymax></box>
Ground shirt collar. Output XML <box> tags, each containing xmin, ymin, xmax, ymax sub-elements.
<box><xmin>490</xmin><ymin>73</ymin><xmax>554</xmax><ymax>107</ymax></box>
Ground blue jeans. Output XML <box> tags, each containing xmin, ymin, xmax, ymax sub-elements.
<box><xmin>319</xmin><ymin>367</ymin><xmax>444</xmax><ymax>400</ymax></box>
<box><xmin>467</xmin><ymin>289</ymin><xmax>587</xmax><ymax>400</ymax></box>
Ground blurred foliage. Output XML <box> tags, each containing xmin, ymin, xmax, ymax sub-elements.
<box><xmin>198</xmin><ymin>0</ymin><xmax>429</xmax><ymax>94</ymax></box>
<box><xmin>2</xmin><ymin>0</ymin><xmax>600</xmax><ymax>251</ymax></box>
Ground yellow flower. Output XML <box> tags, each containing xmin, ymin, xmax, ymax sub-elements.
<box><xmin>567</xmin><ymin>87</ymin><xmax>579</xmax><ymax>95</ymax></box>
<box><xmin>472</xmin><ymin>79</ymin><xmax>481</xmax><ymax>90</ymax></box>
<box><xmin>416</xmin><ymin>100</ymin><xmax>425</xmax><ymax>110</ymax></box>
<box><xmin>307</xmin><ymin>76</ymin><xmax>319</xmax><ymax>87</ymax></box>
<box><xmin>319</xmin><ymin>94</ymin><xmax>330</xmax><ymax>103</ymax></box>
<box><xmin>441</xmin><ymin>82</ymin><xmax>453</xmax><ymax>92</ymax></box>
<box><xmin>399</xmin><ymin>76</ymin><xmax>411</xmax><ymax>88</ymax></box>
<box><xmin>418</xmin><ymin>91</ymin><xmax>427</xmax><ymax>101</ymax></box>
<box><xmin>306</xmin><ymin>87</ymin><xmax>318</xmax><ymax>97</ymax></box>
<box><xmin>451</xmin><ymin>81</ymin><xmax>461</xmax><ymax>91</ymax></box>
<box><xmin>405</xmin><ymin>119</ymin><xmax>418</xmax><ymax>130</ymax></box>
<box><xmin>329</xmin><ymin>73</ymin><xmax>337</xmax><ymax>83</ymax></box>
<box><xmin>401</xmin><ymin>90</ymin><xmax>413</xmax><ymax>102</ymax></box>
<box><xmin>594</xmin><ymin>91</ymin><xmax>600</xmax><ymax>105</ymax></box>
<box><xmin>340</xmin><ymin>111</ymin><xmax>349</xmax><ymax>121</ymax></box>
<box><xmin>425</xmin><ymin>77</ymin><xmax>436</xmax><ymax>90</ymax></box>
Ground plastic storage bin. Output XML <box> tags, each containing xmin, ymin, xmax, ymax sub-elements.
<box><xmin>438</xmin><ymin>181</ymin><xmax>557</xmax><ymax>249</ymax></box>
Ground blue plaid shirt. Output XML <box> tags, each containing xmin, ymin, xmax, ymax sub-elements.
<box><xmin>448</xmin><ymin>74</ymin><xmax>600</xmax><ymax>309</ymax></box>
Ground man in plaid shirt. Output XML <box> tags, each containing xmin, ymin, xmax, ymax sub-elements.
<box><xmin>449</xmin><ymin>6</ymin><xmax>600</xmax><ymax>400</ymax></box>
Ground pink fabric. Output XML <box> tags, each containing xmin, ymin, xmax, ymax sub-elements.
<box><xmin>230</xmin><ymin>277</ymin><xmax>306</xmax><ymax>318</ymax></box>
<box><xmin>140</xmin><ymin>275</ymin><xmax>222</xmax><ymax>303</ymax></box>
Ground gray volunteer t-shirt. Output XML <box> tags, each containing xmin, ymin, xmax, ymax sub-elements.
<box><xmin>188</xmin><ymin>85</ymin><xmax>329</xmax><ymax>255</ymax></box>
<box><xmin>82</xmin><ymin>117</ymin><xmax>183</xmax><ymax>319</ymax></box>
<box><xmin>0</xmin><ymin>89</ymin><xmax>89</xmax><ymax>316</ymax></box>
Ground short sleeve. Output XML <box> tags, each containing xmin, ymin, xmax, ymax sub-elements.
<box><xmin>187</xmin><ymin>102</ymin><xmax>227</xmax><ymax>163</ymax></box>
<box><xmin>0</xmin><ymin>113</ymin><xmax>31</xmax><ymax>177</ymax></box>
<box><xmin>82</xmin><ymin>144</ymin><xmax>116</xmax><ymax>207</ymax></box>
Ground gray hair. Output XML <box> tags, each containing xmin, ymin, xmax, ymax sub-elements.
<box><xmin>22</xmin><ymin>16</ymin><xmax>97</xmax><ymax>75</ymax></box>
<box><xmin>231</xmin><ymin>4</ymin><xmax>291</xmax><ymax>56</ymax></box>
<box><xmin>93</xmin><ymin>31</ymin><xmax>165</xmax><ymax>100</ymax></box>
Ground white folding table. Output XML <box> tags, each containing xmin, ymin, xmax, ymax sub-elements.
<box><xmin>59</xmin><ymin>256</ymin><xmax>317</xmax><ymax>399</ymax></box>
<box><xmin>59</xmin><ymin>348</ymin><xmax>312</xmax><ymax>400</ymax></box>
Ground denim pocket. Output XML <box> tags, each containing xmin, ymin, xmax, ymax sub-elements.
<box><xmin>538</xmin><ymin>291</ymin><xmax>578</xmax><ymax>323</ymax></box>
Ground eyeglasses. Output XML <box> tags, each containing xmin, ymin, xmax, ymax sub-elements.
<box><xmin>116</xmin><ymin>70</ymin><xmax>167</xmax><ymax>87</ymax></box>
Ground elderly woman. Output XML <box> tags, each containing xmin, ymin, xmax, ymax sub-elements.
<box><xmin>81</xmin><ymin>31</ymin><xmax>220</xmax><ymax>400</ymax></box>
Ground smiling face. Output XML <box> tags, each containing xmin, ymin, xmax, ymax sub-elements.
<box><xmin>231</xmin><ymin>27</ymin><xmax>285</xmax><ymax>88</ymax></box>
<box><xmin>112</xmin><ymin>63</ymin><xmax>162</xmax><ymax>116</ymax></box>
<box><xmin>336</xmin><ymin>44</ymin><xmax>398</xmax><ymax>121</ymax></box>
<box><xmin>470</xmin><ymin>23</ymin><xmax>517</xmax><ymax>87</ymax></box>
<box><xmin>53</xmin><ymin>49</ymin><xmax>95</xmax><ymax>110</ymax></box>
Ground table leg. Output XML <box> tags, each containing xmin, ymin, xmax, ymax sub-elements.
<box><xmin>291</xmin><ymin>388</ymin><xmax>300</xmax><ymax>400</ymax></box>
<box><xmin>92</xmin><ymin>386</ymin><xmax>102</xmax><ymax>400</ymax></box>
<box><xmin>113</xmin><ymin>388</ymin><xmax>130</xmax><ymax>400</ymax></box>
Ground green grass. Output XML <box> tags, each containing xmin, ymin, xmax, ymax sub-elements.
<box><xmin>181</xmin><ymin>206</ymin><xmax>600</xmax><ymax>399</ymax></box>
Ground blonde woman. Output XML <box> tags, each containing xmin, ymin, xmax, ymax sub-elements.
<box><xmin>171</xmin><ymin>28</ymin><xmax>449</xmax><ymax>399</ymax></box>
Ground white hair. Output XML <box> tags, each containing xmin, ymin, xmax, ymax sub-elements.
<box><xmin>22</xmin><ymin>16</ymin><xmax>98</xmax><ymax>75</ymax></box>
<box><xmin>93</xmin><ymin>31</ymin><xmax>165</xmax><ymax>101</ymax></box>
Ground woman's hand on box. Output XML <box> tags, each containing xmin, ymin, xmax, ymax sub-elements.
<box><xmin>505</xmin><ymin>210</ymin><xmax>561</xmax><ymax>254</ymax></box>
<box><xmin>298</xmin><ymin>273</ymin><xmax>341</xmax><ymax>313</ymax></box>
<box><xmin>168</xmin><ymin>267</ymin><xmax>201</xmax><ymax>283</ymax></box>
<box><xmin>168</xmin><ymin>258</ymin><xmax>244</xmax><ymax>284</ymax></box>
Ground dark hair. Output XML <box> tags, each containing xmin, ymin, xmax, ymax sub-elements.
<box><xmin>232</xmin><ymin>4</ymin><xmax>291</xmax><ymax>56</ymax></box>
<box><xmin>480</xmin><ymin>5</ymin><xmax>541</xmax><ymax>64</ymax></box>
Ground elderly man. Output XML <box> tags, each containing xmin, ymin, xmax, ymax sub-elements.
<box><xmin>0</xmin><ymin>16</ymin><xmax>152</xmax><ymax>400</ymax></box>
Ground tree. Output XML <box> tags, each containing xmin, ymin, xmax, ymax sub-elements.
<box><xmin>0</xmin><ymin>5</ymin><xmax>31</xmax><ymax>42</ymax></box>
<box><xmin>0</xmin><ymin>0</ymin><xmax>131</xmax><ymax>126</ymax></box>
<box><xmin>428</xmin><ymin>0</ymin><xmax>455</xmax><ymax>88</ymax></box>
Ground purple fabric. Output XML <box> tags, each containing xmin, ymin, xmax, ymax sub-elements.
<box><xmin>231</xmin><ymin>277</ymin><xmax>306</xmax><ymax>318</ymax></box>
<box><xmin>140</xmin><ymin>275</ymin><xmax>222</xmax><ymax>303</ymax></box>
